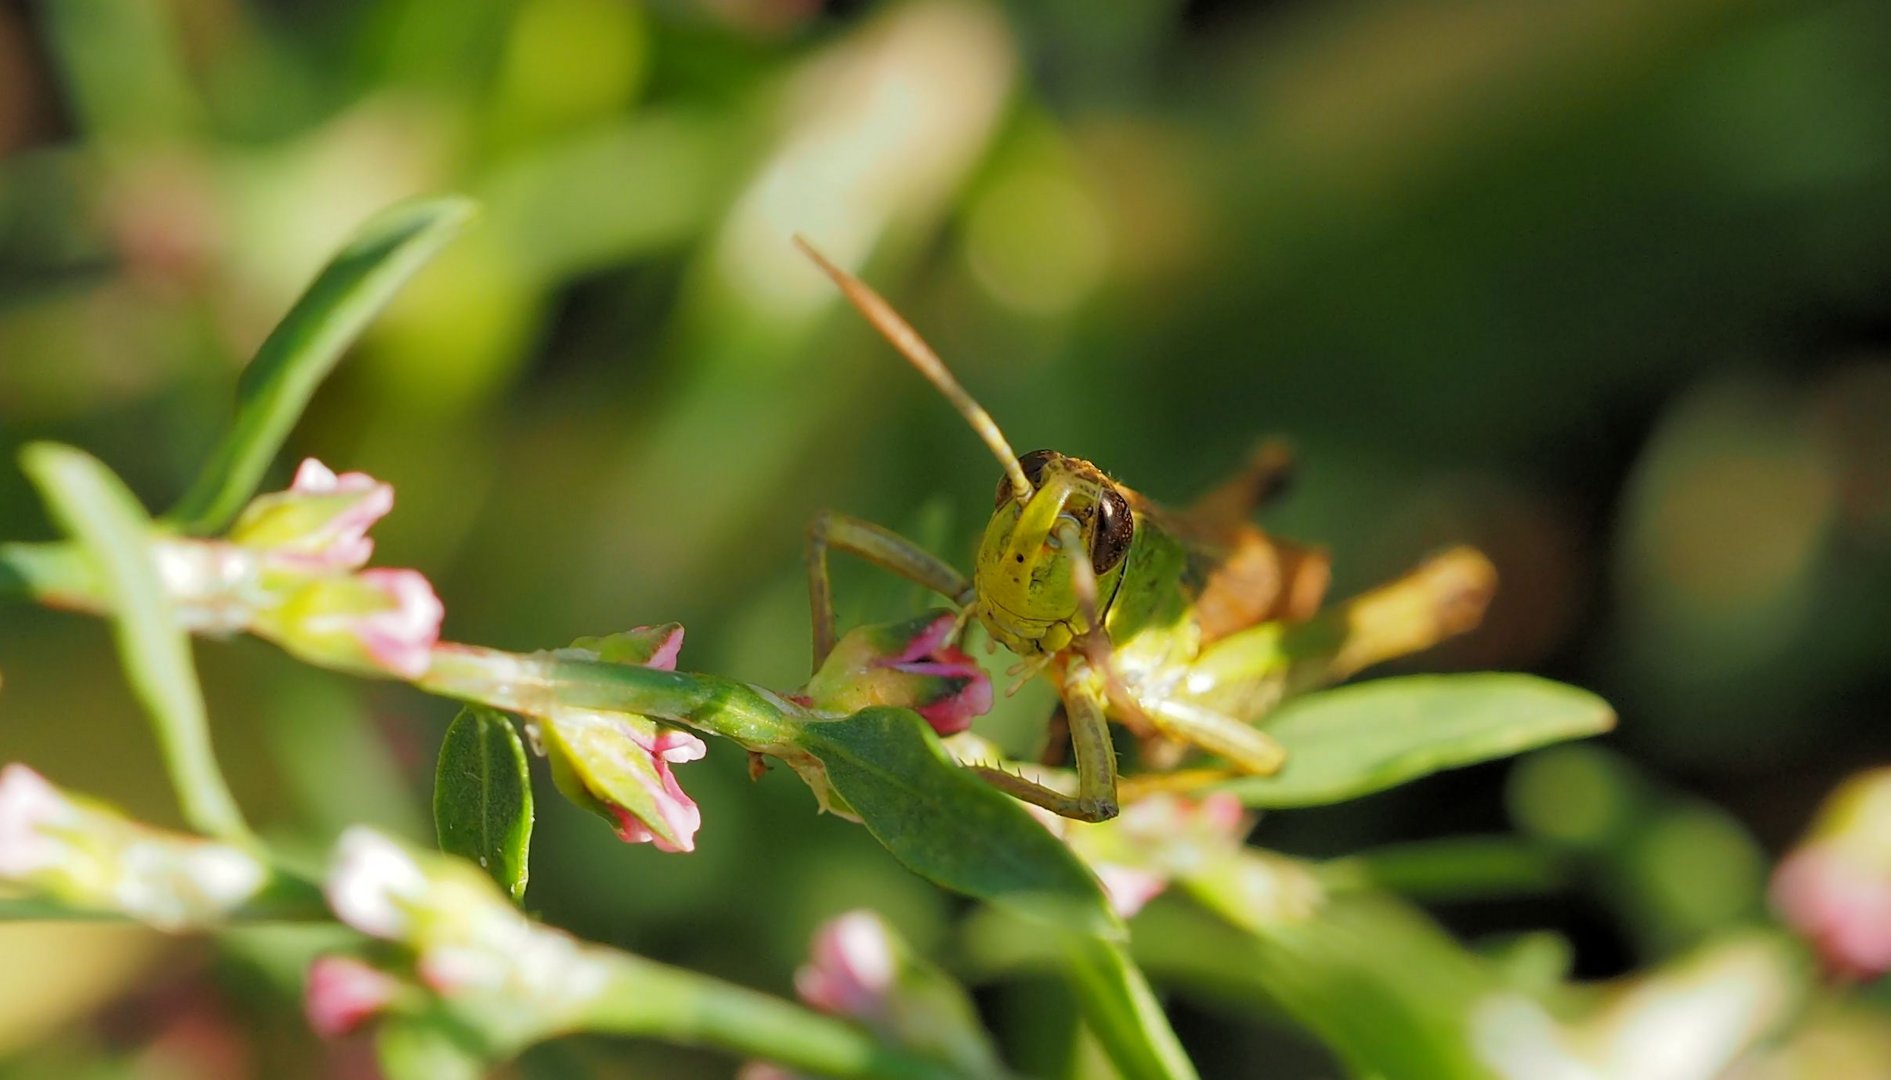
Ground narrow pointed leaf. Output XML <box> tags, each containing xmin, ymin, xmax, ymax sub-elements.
<box><xmin>792</xmin><ymin>708</ymin><xmax>1121</xmax><ymax>941</ymax></box>
<box><xmin>1222</xmin><ymin>674</ymin><xmax>1614</xmax><ymax>808</ymax></box>
<box><xmin>20</xmin><ymin>443</ymin><xmax>249</xmax><ymax>842</ymax></box>
<box><xmin>434</xmin><ymin>707</ymin><xmax>533</xmax><ymax>901</ymax></box>
<box><xmin>168</xmin><ymin>196</ymin><xmax>477</xmax><ymax>533</ymax></box>
<box><xmin>1060</xmin><ymin>935</ymin><xmax>1201</xmax><ymax>1080</ymax></box>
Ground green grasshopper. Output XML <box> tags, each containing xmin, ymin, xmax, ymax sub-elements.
<box><xmin>796</xmin><ymin>238</ymin><xmax>1496</xmax><ymax>822</ymax></box>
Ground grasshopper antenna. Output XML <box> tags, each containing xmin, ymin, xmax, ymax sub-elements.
<box><xmin>793</xmin><ymin>235</ymin><xmax>1034</xmax><ymax>503</ymax></box>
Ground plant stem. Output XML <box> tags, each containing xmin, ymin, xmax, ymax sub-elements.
<box><xmin>20</xmin><ymin>447</ymin><xmax>252</xmax><ymax>845</ymax></box>
<box><xmin>587</xmin><ymin>954</ymin><xmax>964</xmax><ymax>1080</ymax></box>
<box><xmin>1058</xmin><ymin>934</ymin><xmax>1201</xmax><ymax>1080</ymax></box>
<box><xmin>0</xmin><ymin>541</ymin><xmax>97</xmax><ymax>608</ymax></box>
<box><xmin>0</xmin><ymin>863</ymin><xmax>329</xmax><ymax>927</ymax></box>
<box><xmin>418</xmin><ymin>643</ymin><xmax>800</xmax><ymax>748</ymax></box>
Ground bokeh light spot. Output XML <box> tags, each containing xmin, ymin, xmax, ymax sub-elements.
<box><xmin>965</xmin><ymin>170</ymin><xmax>1110</xmax><ymax>316</ymax></box>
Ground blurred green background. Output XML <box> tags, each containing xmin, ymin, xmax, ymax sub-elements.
<box><xmin>3</xmin><ymin>0</ymin><xmax>1891</xmax><ymax>1074</ymax></box>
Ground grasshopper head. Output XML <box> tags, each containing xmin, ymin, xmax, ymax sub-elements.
<box><xmin>790</xmin><ymin>239</ymin><xmax>1135</xmax><ymax>657</ymax></box>
<box><xmin>972</xmin><ymin>450</ymin><xmax>1134</xmax><ymax>656</ymax></box>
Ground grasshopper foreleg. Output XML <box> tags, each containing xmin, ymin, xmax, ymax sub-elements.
<box><xmin>805</xmin><ymin>510</ymin><xmax>974</xmax><ymax>671</ymax></box>
<box><xmin>972</xmin><ymin>658</ymin><xmax>1119</xmax><ymax>822</ymax></box>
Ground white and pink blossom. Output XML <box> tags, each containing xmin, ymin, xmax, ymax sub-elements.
<box><xmin>326</xmin><ymin>827</ymin><xmax>428</xmax><ymax>940</ymax></box>
<box><xmin>257</xmin><ymin>568</ymin><xmax>444</xmax><ymax>680</ymax></box>
<box><xmin>795</xmin><ymin>911</ymin><xmax>897</xmax><ymax>1019</ymax></box>
<box><xmin>230</xmin><ymin>458</ymin><xmax>393</xmax><ymax>571</ymax></box>
<box><xmin>1771</xmin><ymin>768</ymin><xmax>1891</xmax><ymax>980</ymax></box>
<box><xmin>304</xmin><ymin>955</ymin><xmax>404</xmax><ymax>1037</ymax></box>
<box><xmin>541</xmin><ymin>625</ymin><xmax>705</xmax><ymax>853</ymax></box>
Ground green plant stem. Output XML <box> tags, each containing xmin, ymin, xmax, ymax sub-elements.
<box><xmin>0</xmin><ymin>541</ymin><xmax>96</xmax><ymax>608</ymax></box>
<box><xmin>588</xmin><ymin>953</ymin><xmax>964</xmax><ymax>1080</ymax></box>
<box><xmin>1058</xmin><ymin>934</ymin><xmax>1202</xmax><ymax>1080</ymax></box>
<box><xmin>0</xmin><ymin>864</ymin><xmax>329</xmax><ymax>926</ymax></box>
<box><xmin>418</xmin><ymin>643</ymin><xmax>798</xmax><ymax>747</ymax></box>
<box><xmin>19</xmin><ymin>447</ymin><xmax>252</xmax><ymax>845</ymax></box>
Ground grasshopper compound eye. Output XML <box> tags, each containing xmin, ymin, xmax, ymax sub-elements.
<box><xmin>1090</xmin><ymin>485</ymin><xmax>1133</xmax><ymax>574</ymax></box>
<box><xmin>994</xmin><ymin>450</ymin><xmax>1058</xmax><ymax>508</ymax></box>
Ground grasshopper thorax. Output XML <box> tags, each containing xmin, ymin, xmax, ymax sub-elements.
<box><xmin>972</xmin><ymin>450</ymin><xmax>1134</xmax><ymax>656</ymax></box>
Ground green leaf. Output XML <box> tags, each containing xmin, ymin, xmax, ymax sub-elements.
<box><xmin>1060</xmin><ymin>935</ymin><xmax>1201</xmax><ymax>1080</ymax></box>
<box><xmin>1328</xmin><ymin>835</ymin><xmax>1569</xmax><ymax>902</ymax></box>
<box><xmin>434</xmin><ymin>707</ymin><xmax>533</xmax><ymax>902</ymax></box>
<box><xmin>421</xmin><ymin>653</ymin><xmax>1122</xmax><ymax>940</ymax></box>
<box><xmin>1222</xmin><ymin>674</ymin><xmax>1615</xmax><ymax>808</ymax></box>
<box><xmin>20</xmin><ymin>443</ymin><xmax>250</xmax><ymax>843</ymax></box>
<box><xmin>799</xmin><ymin>708</ymin><xmax>1121</xmax><ymax>941</ymax></box>
<box><xmin>167</xmin><ymin>196</ymin><xmax>477</xmax><ymax>533</ymax></box>
<box><xmin>1133</xmin><ymin>894</ymin><xmax>1506</xmax><ymax>1080</ymax></box>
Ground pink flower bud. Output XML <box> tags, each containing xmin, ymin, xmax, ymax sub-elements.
<box><xmin>790</xmin><ymin>909</ymin><xmax>1005</xmax><ymax>1074</ymax></box>
<box><xmin>348</xmin><ymin>569</ymin><xmax>444</xmax><ymax>678</ymax></box>
<box><xmin>304</xmin><ymin>955</ymin><xmax>404</xmax><ymax>1038</ymax></box>
<box><xmin>604</xmin><ymin>725</ymin><xmax>706</xmax><ymax>852</ymax></box>
<box><xmin>795</xmin><ymin>911</ymin><xmax>896</xmax><ymax>1019</ymax></box>
<box><xmin>1062</xmin><ymin>792</ymin><xmax>1252</xmax><ymax>918</ymax></box>
<box><xmin>318</xmin><ymin>829</ymin><xmax>618</xmax><ymax>1028</ymax></box>
<box><xmin>0</xmin><ymin>764</ymin><xmax>268</xmax><ymax>929</ymax></box>
<box><xmin>0</xmin><ymin>764</ymin><xmax>66</xmax><ymax>878</ymax></box>
<box><xmin>1091</xmin><ymin>864</ymin><xmax>1170</xmax><ymax>920</ymax></box>
<box><xmin>1771</xmin><ymin>768</ymin><xmax>1891</xmax><ymax>980</ymax></box>
<box><xmin>230</xmin><ymin>459</ymin><xmax>393</xmax><ymax>571</ymax></box>
<box><xmin>258</xmin><ymin>568</ymin><xmax>444</xmax><ymax>679</ymax></box>
<box><xmin>326</xmin><ymin>827</ymin><xmax>428</xmax><ymax>940</ymax></box>
<box><xmin>1772</xmin><ymin>846</ymin><xmax>1891</xmax><ymax>980</ymax></box>
<box><xmin>543</xmin><ymin>625</ymin><xmax>704</xmax><ymax>853</ymax></box>
<box><xmin>801</xmin><ymin>612</ymin><xmax>993</xmax><ymax>736</ymax></box>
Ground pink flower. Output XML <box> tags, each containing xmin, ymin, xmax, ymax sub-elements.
<box><xmin>1091</xmin><ymin>864</ymin><xmax>1170</xmax><ymax>920</ymax></box>
<box><xmin>230</xmin><ymin>458</ymin><xmax>393</xmax><ymax>571</ymax></box>
<box><xmin>801</xmin><ymin>611</ymin><xmax>993</xmax><ymax>736</ymax></box>
<box><xmin>0</xmin><ymin>764</ymin><xmax>268</xmax><ymax>929</ymax></box>
<box><xmin>543</xmin><ymin>625</ymin><xmax>705</xmax><ymax>853</ymax></box>
<box><xmin>871</xmin><ymin>614</ymin><xmax>992</xmax><ymax>736</ymax></box>
<box><xmin>316</xmin><ymin>828</ymin><xmax>620</xmax><ymax>1032</ymax></box>
<box><xmin>1771</xmin><ymin>768</ymin><xmax>1891</xmax><ymax>981</ymax></box>
<box><xmin>347</xmin><ymin>569</ymin><xmax>444</xmax><ymax>678</ymax></box>
<box><xmin>0</xmin><ymin>764</ymin><xmax>66</xmax><ymax>879</ymax></box>
<box><xmin>258</xmin><ymin>568</ymin><xmax>444</xmax><ymax>680</ymax></box>
<box><xmin>786</xmin><ymin>908</ymin><xmax>1006</xmax><ymax>1074</ymax></box>
<box><xmin>325</xmin><ymin>827</ymin><xmax>428</xmax><ymax>940</ymax></box>
<box><xmin>1062</xmin><ymin>792</ymin><xmax>1251</xmax><ymax>918</ymax></box>
<box><xmin>1772</xmin><ymin>845</ymin><xmax>1891</xmax><ymax>980</ymax></box>
<box><xmin>795</xmin><ymin>911</ymin><xmax>896</xmax><ymax>1019</ymax></box>
<box><xmin>304</xmin><ymin>955</ymin><xmax>404</xmax><ymax>1038</ymax></box>
<box><xmin>606</xmin><ymin>724</ymin><xmax>706</xmax><ymax>852</ymax></box>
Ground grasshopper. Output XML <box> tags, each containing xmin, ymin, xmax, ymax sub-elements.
<box><xmin>797</xmin><ymin>238</ymin><xmax>1495</xmax><ymax>822</ymax></box>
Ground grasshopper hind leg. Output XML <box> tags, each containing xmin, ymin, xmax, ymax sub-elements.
<box><xmin>1108</xmin><ymin>678</ymin><xmax>1288</xmax><ymax>803</ymax></box>
<box><xmin>1136</xmin><ymin>696</ymin><xmax>1285</xmax><ymax>776</ymax></box>
<box><xmin>1189</xmin><ymin>438</ymin><xmax>1296</xmax><ymax>526</ymax></box>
